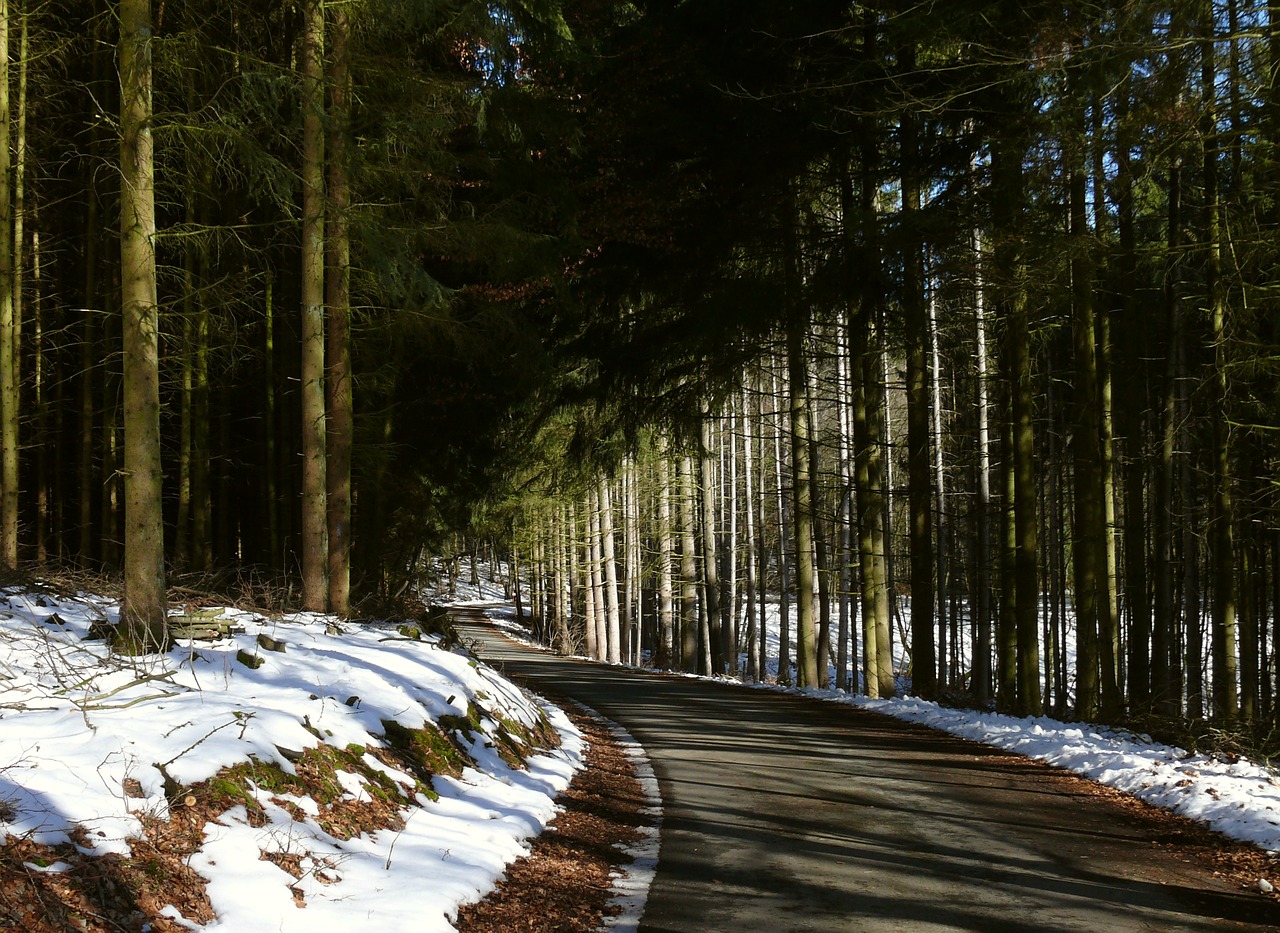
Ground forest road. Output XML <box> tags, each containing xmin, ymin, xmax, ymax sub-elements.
<box><xmin>450</xmin><ymin>608</ymin><xmax>1280</xmax><ymax>932</ymax></box>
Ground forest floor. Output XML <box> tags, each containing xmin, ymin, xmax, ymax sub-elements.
<box><xmin>0</xmin><ymin>702</ymin><xmax>645</xmax><ymax>933</ymax></box>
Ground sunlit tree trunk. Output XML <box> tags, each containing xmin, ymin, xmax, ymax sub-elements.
<box><xmin>587</xmin><ymin>488</ymin><xmax>605</xmax><ymax>660</ymax></box>
<box><xmin>788</xmin><ymin>310</ymin><xmax>819</xmax><ymax>690</ymax></box>
<box><xmin>600</xmin><ymin>476</ymin><xmax>621</xmax><ymax>664</ymax></box>
<box><xmin>742</xmin><ymin>386</ymin><xmax>760</xmax><ymax>681</ymax></box>
<box><xmin>679</xmin><ymin>453</ymin><xmax>700</xmax><ymax>672</ymax></box>
<box><xmin>725</xmin><ymin>405</ymin><xmax>740</xmax><ymax>674</ymax></box>
<box><xmin>772</xmin><ymin>366</ymin><xmax>792</xmax><ymax>684</ymax></box>
<box><xmin>657</xmin><ymin>446</ymin><xmax>675</xmax><ymax>668</ymax></box>
<box><xmin>699</xmin><ymin>403</ymin><xmax>724</xmax><ymax>674</ymax></box>
<box><xmin>0</xmin><ymin>0</ymin><xmax>14</xmax><ymax>569</ymax></box>
<box><xmin>972</xmin><ymin>228</ymin><xmax>993</xmax><ymax>707</ymax></box>
<box><xmin>928</xmin><ymin>267</ymin><xmax>950</xmax><ymax>690</ymax></box>
<box><xmin>807</xmin><ymin>362</ymin><xmax>832</xmax><ymax>688</ymax></box>
<box><xmin>835</xmin><ymin>334</ymin><xmax>854</xmax><ymax>691</ymax></box>
<box><xmin>117</xmin><ymin>0</ymin><xmax>167</xmax><ymax>651</ymax></box>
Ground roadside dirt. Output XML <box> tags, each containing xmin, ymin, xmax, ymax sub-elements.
<box><xmin>456</xmin><ymin>704</ymin><xmax>647</xmax><ymax>931</ymax></box>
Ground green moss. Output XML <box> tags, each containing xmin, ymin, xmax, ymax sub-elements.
<box><xmin>380</xmin><ymin>717</ymin><xmax>471</xmax><ymax>791</ymax></box>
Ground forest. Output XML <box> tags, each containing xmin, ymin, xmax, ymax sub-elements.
<box><xmin>0</xmin><ymin>0</ymin><xmax>1278</xmax><ymax>741</ymax></box>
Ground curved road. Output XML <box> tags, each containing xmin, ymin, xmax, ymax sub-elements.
<box><xmin>452</xmin><ymin>608</ymin><xmax>1280</xmax><ymax>932</ymax></box>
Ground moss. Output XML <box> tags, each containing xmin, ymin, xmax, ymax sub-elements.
<box><xmin>450</xmin><ymin>698</ymin><xmax>561</xmax><ymax>771</ymax></box>
<box><xmin>190</xmin><ymin>736</ymin><xmax>437</xmax><ymax>840</ymax></box>
<box><xmin>380</xmin><ymin>717</ymin><xmax>471</xmax><ymax>791</ymax></box>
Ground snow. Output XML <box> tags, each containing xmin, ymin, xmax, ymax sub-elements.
<box><xmin>3</xmin><ymin>556</ymin><xmax>1278</xmax><ymax>931</ymax></box>
<box><xmin>0</xmin><ymin>584</ymin><xmax>583</xmax><ymax>932</ymax></box>
<box><xmin>593</xmin><ymin>708</ymin><xmax>661</xmax><ymax>932</ymax></box>
<box><xmin>818</xmin><ymin>691</ymin><xmax>1280</xmax><ymax>855</ymax></box>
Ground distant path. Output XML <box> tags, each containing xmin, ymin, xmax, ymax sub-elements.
<box><xmin>450</xmin><ymin>607</ymin><xmax>1280</xmax><ymax>932</ymax></box>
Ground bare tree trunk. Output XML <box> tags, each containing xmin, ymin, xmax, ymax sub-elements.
<box><xmin>299</xmin><ymin>0</ymin><xmax>328</xmax><ymax>611</ymax></box>
<box><xmin>742</xmin><ymin>386</ymin><xmax>760</xmax><ymax>681</ymax></box>
<box><xmin>992</xmin><ymin>103</ymin><xmax>1040</xmax><ymax>716</ymax></box>
<box><xmin>8</xmin><ymin>7</ymin><xmax>23</xmax><ymax>564</ymax></box>
<box><xmin>806</xmin><ymin>359</ymin><xmax>832</xmax><ymax>688</ymax></box>
<box><xmin>901</xmin><ymin>53</ymin><xmax>936</xmax><ymax>698</ymax></box>
<box><xmin>117</xmin><ymin>0</ymin><xmax>167</xmax><ymax>651</ymax></box>
<box><xmin>325</xmin><ymin>1</ymin><xmax>353</xmax><ymax>616</ymax></box>
<box><xmin>0</xmin><ymin>0</ymin><xmax>14</xmax><ymax>569</ymax></box>
<box><xmin>973</xmin><ymin>228</ymin><xmax>993</xmax><ymax>707</ymax></box>
<box><xmin>928</xmin><ymin>264</ymin><xmax>949</xmax><ymax>691</ymax></box>
<box><xmin>657</xmin><ymin>447</ymin><xmax>675</xmax><ymax>669</ymax></box>
<box><xmin>679</xmin><ymin>453</ymin><xmax>700</xmax><ymax>673</ymax></box>
<box><xmin>588</xmin><ymin>489</ymin><xmax>606</xmax><ymax>660</ymax></box>
<box><xmin>1201</xmin><ymin>2</ymin><xmax>1238</xmax><ymax>723</ymax></box>
<box><xmin>754</xmin><ymin>378</ymin><xmax>770</xmax><ymax>681</ymax></box>
<box><xmin>843</xmin><ymin>144</ymin><xmax>892</xmax><ymax>698</ymax></box>
<box><xmin>725</xmin><ymin>404</ymin><xmax>740</xmax><ymax>674</ymax></box>
<box><xmin>601</xmin><ymin>476</ymin><xmax>621</xmax><ymax>664</ymax></box>
<box><xmin>772</xmin><ymin>367</ymin><xmax>792</xmax><ymax>685</ymax></box>
<box><xmin>786</xmin><ymin>311</ymin><xmax>819</xmax><ymax>690</ymax></box>
<box><xmin>1153</xmin><ymin>144</ymin><xmax>1184</xmax><ymax>717</ymax></box>
<box><xmin>566</xmin><ymin>504</ymin><xmax>583</xmax><ymax>655</ymax></box>
<box><xmin>1069</xmin><ymin>88</ymin><xmax>1104</xmax><ymax>719</ymax></box>
<box><xmin>699</xmin><ymin>404</ymin><xmax>724</xmax><ymax>674</ymax></box>
<box><xmin>622</xmin><ymin>459</ymin><xmax>638</xmax><ymax>665</ymax></box>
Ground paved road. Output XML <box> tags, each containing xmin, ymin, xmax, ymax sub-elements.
<box><xmin>451</xmin><ymin>608</ymin><xmax>1280</xmax><ymax>932</ymax></box>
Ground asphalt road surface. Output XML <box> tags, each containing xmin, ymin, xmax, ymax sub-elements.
<box><xmin>451</xmin><ymin>608</ymin><xmax>1280</xmax><ymax>932</ymax></box>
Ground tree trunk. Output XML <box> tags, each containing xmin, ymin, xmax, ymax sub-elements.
<box><xmin>1153</xmin><ymin>146</ymin><xmax>1184</xmax><ymax>717</ymax></box>
<box><xmin>928</xmin><ymin>265</ymin><xmax>950</xmax><ymax>691</ymax></box>
<box><xmin>1069</xmin><ymin>93</ymin><xmax>1105</xmax><ymax>720</ymax></box>
<box><xmin>972</xmin><ymin>228</ymin><xmax>993</xmax><ymax>707</ymax></box>
<box><xmin>742</xmin><ymin>386</ymin><xmax>760</xmax><ymax>681</ymax></box>
<box><xmin>600</xmin><ymin>476</ymin><xmax>621</xmax><ymax>664</ymax></box>
<box><xmin>0</xmin><ymin>0</ymin><xmax>14</xmax><ymax>569</ymax></box>
<box><xmin>325</xmin><ymin>1</ymin><xmax>353</xmax><ymax>616</ymax></box>
<box><xmin>835</xmin><ymin>333</ymin><xmax>855</xmax><ymax>692</ymax></box>
<box><xmin>991</xmin><ymin>96</ymin><xmax>1040</xmax><ymax>716</ymax></box>
<box><xmin>772</xmin><ymin>367</ymin><xmax>792</xmax><ymax>685</ymax></box>
<box><xmin>657</xmin><ymin>446</ymin><xmax>676</xmax><ymax>669</ymax></box>
<box><xmin>725</xmin><ymin>405</ymin><xmax>740</xmax><ymax>674</ymax></box>
<box><xmin>788</xmin><ymin>314</ymin><xmax>820</xmax><ymax>690</ymax></box>
<box><xmin>1202</xmin><ymin>0</ymin><xmax>1238</xmax><ymax>722</ymax></box>
<box><xmin>901</xmin><ymin>53</ymin><xmax>936</xmax><ymax>698</ymax></box>
<box><xmin>299</xmin><ymin>0</ymin><xmax>328</xmax><ymax>611</ymax></box>
<box><xmin>679</xmin><ymin>453</ymin><xmax>700</xmax><ymax>673</ymax></box>
<box><xmin>802</xmin><ymin>358</ymin><xmax>832</xmax><ymax>688</ymax></box>
<box><xmin>117</xmin><ymin>0</ymin><xmax>167</xmax><ymax>652</ymax></box>
<box><xmin>586</xmin><ymin>488</ymin><xmax>601</xmax><ymax>655</ymax></box>
<box><xmin>699</xmin><ymin>404</ymin><xmax>724</xmax><ymax>674</ymax></box>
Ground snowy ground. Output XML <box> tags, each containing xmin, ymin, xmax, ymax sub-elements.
<box><xmin>0</xmin><ymin>584</ymin><xmax>583</xmax><ymax>932</ymax></box>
